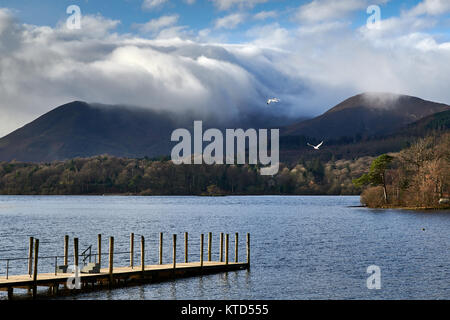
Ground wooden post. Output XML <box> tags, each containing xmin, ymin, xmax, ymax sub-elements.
<box><xmin>28</xmin><ymin>237</ymin><xmax>34</xmax><ymax>277</ymax></box>
<box><xmin>159</xmin><ymin>232</ymin><xmax>163</xmax><ymax>265</ymax></box>
<box><xmin>246</xmin><ymin>233</ymin><xmax>250</xmax><ymax>267</ymax></box>
<box><xmin>141</xmin><ymin>236</ymin><xmax>145</xmax><ymax>272</ymax></box>
<box><xmin>200</xmin><ymin>234</ymin><xmax>204</xmax><ymax>267</ymax></box>
<box><xmin>32</xmin><ymin>238</ymin><xmax>39</xmax><ymax>299</ymax></box>
<box><xmin>184</xmin><ymin>232</ymin><xmax>188</xmax><ymax>263</ymax></box>
<box><xmin>109</xmin><ymin>237</ymin><xmax>114</xmax><ymax>286</ymax></box>
<box><xmin>208</xmin><ymin>232</ymin><xmax>212</xmax><ymax>262</ymax></box>
<box><xmin>225</xmin><ymin>234</ymin><xmax>229</xmax><ymax>265</ymax></box>
<box><xmin>130</xmin><ymin>233</ymin><xmax>134</xmax><ymax>269</ymax></box>
<box><xmin>219</xmin><ymin>232</ymin><xmax>224</xmax><ymax>262</ymax></box>
<box><xmin>97</xmin><ymin>234</ymin><xmax>102</xmax><ymax>267</ymax></box>
<box><xmin>173</xmin><ymin>234</ymin><xmax>177</xmax><ymax>269</ymax></box>
<box><xmin>235</xmin><ymin>233</ymin><xmax>239</xmax><ymax>263</ymax></box>
<box><xmin>64</xmin><ymin>235</ymin><xmax>69</xmax><ymax>266</ymax></box>
<box><xmin>74</xmin><ymin>238</ymin><xmax>79</xmax><ymax>267</ymax></box>
<box><xmin>7</xmin><ymin>287</ymin><xmax>13</xmax><ymax>300</ymax></box>
<box><xmin>52</xmin><ymin>283</ymin><xmax>59</xmax><ymax>295</ymax></box>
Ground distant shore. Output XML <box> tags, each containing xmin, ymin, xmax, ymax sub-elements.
<box><xmin>1</xmin><ymin>193</ymin><xmax>449</xmax><ymax>210</ymax></box>
<box><xmin>0</xmin><ymin>193</ymin><xmax>358</xmax><ymax>197</ymax></box>
<box><xmin>364</xmin><ymin>204</ymin><xmax>450</xmax><ymax>211</ymax></box>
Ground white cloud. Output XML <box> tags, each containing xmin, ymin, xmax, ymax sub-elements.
<box><xmin>254</xmin><ymin>10</ymin><xmax>278</xmax><ymax>20</ymax></box>
<box><xmin>0</xmin><ymin>10</ymin><xmax>295</xmax><ymax>137</ymax></box>
<box><xmin>210</xmin><ymin>0</ymin><xmax>268</xmax><ymax>11</ymax></box>
<box><xmin>408</xmin><ymin>0</ymin><xmax>450</xmax><ymax>16</ymax></box>
<box><xmin>157</xmin><ymin>25</ymin><xmax>190</xmax><ymax>39</ymax></box>
<box><xmin>134</xmin><ymin>15</ymin><xmax>179</xmax><ymax>33</ymax></box>
<box><xmin>358</xmin><ymin>0</ymin><xmax>450</xmax><ymax>40</ymax></box>
<box><xmin>359</xmin><ymin>14</ymin><xmax>438</xmax><ymax>40</ymax></box>
<box><xmin>295</xmin><ymin>0</ymin><xmax>388</xmax><ymax>23</ymax></box>
<box><xmin>246</xmin><ymin>23</ymin><xmax>291</xmax><ymax>48</ymax></box>
<box><xmin>214</xmin><ymin>13</ymin><xmax>246</xmax><ymax>29</ymax></box>
<box><xmin>295</xmin><ymin>0</ymin><xmax>364</xmax><ymax>23</ymax></box>
<box><xmin>198</xmin><ymin>28</ymin><xmax>211</xmax><ymax>37</ymax></box>
<box><xmin>0</xmin><ymin>5</ymin><xmax>450</xmax><ymax>138</ymax></box>
<box><xmin>142</xmin><ymin>0</ymin><xmax>169</xmax><ymax>10</ymax></box>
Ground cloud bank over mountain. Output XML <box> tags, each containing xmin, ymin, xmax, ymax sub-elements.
<box><xmin>0</xmin><ymin>0</ymin><xmax>450</xmax><ymax>137</ymax></box>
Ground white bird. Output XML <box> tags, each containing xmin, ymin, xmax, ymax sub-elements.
<box><xmin>266</xmin><ymin>98</ymin><xmax>280</xmax><ymax>105</ymax></box>
<box><xmin>307</xmin><ymin>141</ymin><xmax>324</xmax><ymax>150</ymax></box>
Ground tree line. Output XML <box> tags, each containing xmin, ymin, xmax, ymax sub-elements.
<box><xmin>0</xmin><ymin>154</ymin><xmax>373</xmax><ymax>196</ymax></box>
<box><xmin>2</xmin><ymin>133</ymin><xmax>447</xmax><ymax>202</ymax></box>
<box><xmin>354</xmin><ymin>132</ymin><xmax>450</xmax><ymax>208</ymax></box>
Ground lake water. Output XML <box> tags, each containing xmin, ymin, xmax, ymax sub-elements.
<box><xmin>0</xmin><ymin>195</ymin><xmax>449</xmax><ymax>300</ymax></box>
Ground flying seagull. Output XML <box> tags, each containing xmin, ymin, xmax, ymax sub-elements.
<box><xmin>307</xmin><ymin>141</ymin><xmax>324</xmax><ymax>150</ymax></box>
<box><xmin>267</xmin><ymin>98</ymin><xmax>280</xmax><ymax>105</ymax></box>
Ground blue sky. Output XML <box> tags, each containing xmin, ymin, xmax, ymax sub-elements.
<box><xmin>0</xmin><ymin>0</ymin><xmax>450</xmax><ymax>136</ymax></box>
<box><xmin>2</xmin><ymin>0</ymin><xmax>447</xmax><ymax>41</ymax></box>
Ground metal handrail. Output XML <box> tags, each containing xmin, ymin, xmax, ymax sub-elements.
<box><xmin>81</xmin><ymin>245</ymin><xmax>92</xmax><ymax>266</ymax></box>
<box><xmin>1</xmin><ymin>250</ymin><xmax>135</xmax><ymax>279</ymax></box>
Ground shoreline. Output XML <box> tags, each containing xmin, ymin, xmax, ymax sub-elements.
<box><xmin>0</xmin><ymin>193</ymin><xmax>360</xmax><ymax>197</ymax></box>
<box><xmin>0</xmin><ymin>194</ymin><xmax>448</xmax><ymax>211</ymax></box>
<box><xmin>364</xmin><ymin>205</ymin><xmax>450</xmax><ymax>211</ymax></box>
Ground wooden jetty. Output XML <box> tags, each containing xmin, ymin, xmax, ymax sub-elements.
<box><xmin>0</xmin><ymin>233</ymin><xmax>250</xmax><ymax>300</ymax></box>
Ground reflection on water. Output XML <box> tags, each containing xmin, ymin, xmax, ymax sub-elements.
<box><xmin>0</xmin><ymin>195</ymin><xmax>449</xmax><ymax>300</ymax></box>
<box><xmin>170</xmin><ymin>280</ymin><xmax>177</xmax><ymax>299</ymax></box>
<box><xmin>197</xmin><ymin>276</ymin><xmax>204</xmax><ymax>298</ymax></box>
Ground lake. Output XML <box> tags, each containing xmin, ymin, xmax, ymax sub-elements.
<box><xmin>0</xmin><ymin>195</ymin><xmax>448</xmax><ymax>300</ymax></box>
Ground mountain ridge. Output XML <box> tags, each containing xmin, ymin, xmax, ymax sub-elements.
<box><xmin>282</xmin><ymin>92</ymin><xmax>449</xmax><ymax>139</ymax></box>
<box><xmin>0</xmin><ymin>93</ymin><xmax>448</xmax><ymax>162</ymax></box>
<box><xmin>0</xmin><ymin>101</ymin><xmax>181</xmax><ymax>162</ymax></box>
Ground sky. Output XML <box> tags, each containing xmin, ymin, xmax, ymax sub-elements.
<box><xmin>0</xmin><ymin>0</ymin><xmax>450</xmax><ymax>137</ymax></box>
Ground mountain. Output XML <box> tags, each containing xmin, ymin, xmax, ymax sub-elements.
<box><xmin>393</xmin><ymin>109</ymin><xmax>450</xmax><ymax>136</ymax></box>
<box><xmin>0</xmin><ymin>102</ymin><xmax>181</xmax><ymax>162</ymax></box>
<box><xmin>282</xmin><ymin>93</ymin><xmax>450</xmax><ymax>139</ymax></box>
<box><xmin>0</xmin><ymin>93</ymin><xmax>448</xmax><ymax>163</ymax></box>
<box><xmin>0</xmin><ymin>101</ymin><xmax>302</xmax><ymax>162</ymax></box>
<box><xmin>280</xmin><ymin>109</ymin><xmax>450</xmax><ymax>164</ymax></box>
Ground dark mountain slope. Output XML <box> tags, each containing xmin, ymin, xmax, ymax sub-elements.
<box><xmin>0</xmin><ymin>102</ymin><xmax>180</xmax><ymax>162</ymax></box>
<box><xmin>1</xmin><ymin>93</ymin><xmax>448</xmax><ymax>163</ymax></box>
<box><xmin>280</xmin><ymin>110</ymin><xmax>450</xmax><ymax>164</ymax></box>
<box><xmin>0</xmin><ymin>100</ymin><xmax>305</xmax><ymax>162</ymax></box>
<box><xmin>393</xmin><ymin>109</ymin><xmax>450</xmax><ymax>136</ymax></box>
<box><xmin>283</xmin><ymin>93</ymin><xmax>449</xmax><ymax>139</ymax></box>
